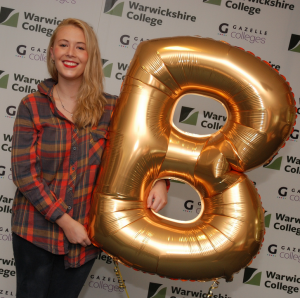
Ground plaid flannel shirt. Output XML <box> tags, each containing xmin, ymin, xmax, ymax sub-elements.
<box><xmin>11</xmin><ymin>79</ymin><xmax>118</xmax><ymax>268</ymax></box>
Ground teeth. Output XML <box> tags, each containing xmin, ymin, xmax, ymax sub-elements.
<box><xmin>64</xmin><ymin>61</ymin><xmax>77</xmax><ymax>66</ymax></box>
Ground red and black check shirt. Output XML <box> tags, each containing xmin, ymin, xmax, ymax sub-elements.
<box><xmin>11</xmin><ymin>79</ymin><xmax>118</xmax><ymax>268</ymax></box>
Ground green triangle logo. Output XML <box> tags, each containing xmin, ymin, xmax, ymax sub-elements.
<box><xmin>245</xmin><ymin>272</ymin><xmax>262</xmax><ymax>286</ymax></box>
<box><xmin>264</xmin><ymin>156</ymin><xmax>282</xmax><ymax>170</ymax></box>
<box><xmin>1</xmin><ymin>12</ymin><xmax>19</xmax><ymax>27</ymax></box>
<box><xmin>181</xmin><ymin>111</ymin><xmax>199</xmax><ymax>126</ymax></box>
<box><xmin>290</xmin><ymin>44</ymin><xmax>300</xmax><ymax>53</ymax></box>
<box><xmin>243</xmin><ymin>267</ymin><xmax>262</xmax><ymax>286</ymax></box>
<box><xmin>0</xmin><ymin>74</ymin><xmax>9</xmax><ymax>89</ymax></box>
<box><xmin>0</xmin><ymin>7</ymin><xmax>19</xmax><ymax>27</ymax></box>
<box><xmin>288</xmin><ymin>34</ymin><xmax>300</xmax><ymax>53</ymax></box>
<box><xmin>264</xmin><ymin>214</ymin><xmax>271</xmax><ymax>228</ymax></box>
<box><xmin>147</xmin><ymin>283</ymin><xmax>166</xmax><ymax>298</ymax></box>
<box><xmin>151</xmin><ymin>287</ymin><xmax>167</xmax><ymax>298</ymax></box>
<box><xmin>203</xmin><ymin>0</ymin><xmax>222</xmax><ymax>5</ymax></box>
<box><xmin>171</xmin><ymin>179</ymin><xmax>185</xmax><ymax>184</ymax></box>
<box><xmin>103</xmin><ymin>63</ymin><xmax>113</xmax><ymax>78</ymax></box>
<box><xmin>104</xmin><ymin>1</ymin><xmax>124</xmax><ymax>17</ymax></box>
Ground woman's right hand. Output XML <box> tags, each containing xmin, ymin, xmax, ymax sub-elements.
<box><xmin>56</xmin><ymin>213</ymin><xmax>91</xmax><ymax>247</ymax></box>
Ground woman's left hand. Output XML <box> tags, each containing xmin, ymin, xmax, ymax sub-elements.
<box><xmin>147</xmin><ymin>180</ymin><xmax>168</xmax><ymax>212</ymax></box>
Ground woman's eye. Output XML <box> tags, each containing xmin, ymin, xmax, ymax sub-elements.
<box><xmin>78</xmin><ymin>47</ymin><xmax>85</xmax><ymax>50</ymax></box>
<box><xmin>59</xmin><ymin>44</ymin><xmax>67</xmax><ymax>47</ymax></box>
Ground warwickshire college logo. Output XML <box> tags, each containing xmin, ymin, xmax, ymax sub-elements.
<box><xmin>147</xmin><ymin>283</ymin><xmax>167</xmax><ymax>298</ymax></box>
<box><xmin>265</xmin><ymin>212</ymin><xmax>271</xmax><ymax>228</ymax></box>
<box><xmin>264</xmin><ymin>154</ymin><xmax>300</xmax><ymax>175</ymax></box>
<box><xmin>243</xmin><ymin>267</ymin><xmax>262</xmax><ymax>286</ymax></box>
<box><xmin>0</xmin><ymin>7</ymin><xmax>19</xmax><ymax>27</ymax></box>
<box><xmin>179</xmin><ymin>107</ymin><xmax>199</xmax><ymax>126</ymax></box>
<box><xmin>0</xmin><ymin>71</ymin><xmax>9</xmax><ymax>89</ymax></box>
<box><xmin>203</xmin><ymin>0</ymin><xmax>222</xmax><ymax>5</ymax></box>
<box><xmin>104</xmin><ymin>0</ymin><xmax>124</xmax><ymax>17</ymax></box>
<box><xmin>101</xmin><ymin>59</ymin><xmax>113</xmax><ymax>78</ymax></box>
<box><xmin>263</xmin><ymin>156</ymin><xmax>282</xmax><ymax>171</ymax></box>
<box><xmin>288</xmin><ymin>34</ymin><xmax>300</xmax><ymax>53</ymax></box>
<box><xmin>104</xmin><ymin>0</ymin><xmax>196</xmax><ymax>27</ymax></box>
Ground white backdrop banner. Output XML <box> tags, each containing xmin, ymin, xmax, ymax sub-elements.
<box><xmin>0</xmin><ymin>0</ymin><xmax>300</xmax><ymax>297</ymax></box>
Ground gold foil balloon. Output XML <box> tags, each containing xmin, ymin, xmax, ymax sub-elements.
<box><xmin>88</xmin><ymin>37</ymin><xmax>295</xmax><ymax>281</ymax></box>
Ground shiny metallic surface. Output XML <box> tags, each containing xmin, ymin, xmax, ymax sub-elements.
<box><xmin>88</xmin><ymin>37</ymin><xmax>295</xmax><ymax>281</ymax></box>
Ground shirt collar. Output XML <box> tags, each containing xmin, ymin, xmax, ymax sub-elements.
<box><xmin>38</xmin><ymin>78</ymin><xmax>61</xmax><ymax>118</ymax></box>
<box><xmin>38</xmin><ymin>78</ymin><xmax>56</xmax><ymax>97</ymax></box>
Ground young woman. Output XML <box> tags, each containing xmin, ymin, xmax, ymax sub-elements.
<box><xmin>11</xmin><ymin>18</ymin><xmax>168</xmax><ymax>298</ymax></box>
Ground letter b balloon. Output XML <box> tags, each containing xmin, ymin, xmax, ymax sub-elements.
<box><xmin>89</xmin><ymin>37</ymin><xmax>295</xmax><ymax>281</ymax></box>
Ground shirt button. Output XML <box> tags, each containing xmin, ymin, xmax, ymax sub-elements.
<box><xmin>73</xmin><ymin>147</ymin><xmax>77</xmax><ymax>150</ymax></box>
<box><xmin>69</xmin><ymin>187</ymin><xmax>73</xmax><ymax>191</ymax></box>
<box><xmin>74</xmin><ymin>128</ymin><xmax>77</xmax><ymax>132</ymax></box>
<box><xmin>72</xmin><ymin>166</ymin><xmax>75</xmax><ymax>171</ymax></box>
<box><xmin>68</xmin><ymin>206</ymin><xmax>72</xmax><ymax>210</ymax></box>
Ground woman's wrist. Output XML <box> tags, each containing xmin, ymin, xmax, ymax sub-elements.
<box><xmin>56</xmin><ymin>213</ymin><xmax>71</xmax><ymax>228</ymax></box>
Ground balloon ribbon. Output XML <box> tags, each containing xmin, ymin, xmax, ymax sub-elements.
<box><xmin>207</xmin><ymin>280</ymin><xmax>220</xmax><ymax>298</ymax></box>
<box><xmin>113</xmin><ymin>259</ymin><xmax>130</xmax><ymax>298</ymax></box>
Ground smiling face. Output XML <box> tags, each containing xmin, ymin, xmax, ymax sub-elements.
<box><xmin>50</xmin><ymin>25</ymin><xmax>88</xmax><ymax>83</ymax></box>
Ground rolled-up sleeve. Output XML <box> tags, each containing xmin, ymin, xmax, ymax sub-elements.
<box><xmin>165</xmin><ymin>179</ymin><xmax>170</xmax><ymax>191</ymax></box>
<box><xmin>11</xmin><ymin>99</ymin><xmax>68</xmax><ymax>223</ymax></box>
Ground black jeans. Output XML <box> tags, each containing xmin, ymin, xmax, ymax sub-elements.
<box><xmin>12</xmin><ymin>233</ymin><xmax>96</xmax><ymax>298</ymax></box>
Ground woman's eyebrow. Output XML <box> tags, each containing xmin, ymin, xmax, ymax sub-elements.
<box><xmin>57</xmin><ymin>39</ymin><xmax>86</xmax><ymax>44</ymax></box>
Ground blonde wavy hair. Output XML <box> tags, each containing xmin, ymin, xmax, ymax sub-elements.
<box><xmin>47</xmin><ymin>18</ymin><xmax>106</xmax><ymax>128</ymax></box>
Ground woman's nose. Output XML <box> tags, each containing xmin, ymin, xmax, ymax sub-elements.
<box><xmin>66</xmin><ymin>46</ymin><xmax>75</xmax><ymax>57</ymax></box>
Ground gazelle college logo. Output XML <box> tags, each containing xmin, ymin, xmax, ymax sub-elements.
<box><xmin>0</xmin><ymin>7</ymin><xmax>19</xmax><ymax>27</ymax></box>
<box><xmin>104</xmin><ymin>0</ymin><xmax>124</xmax><ymax>17</ymax></box>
